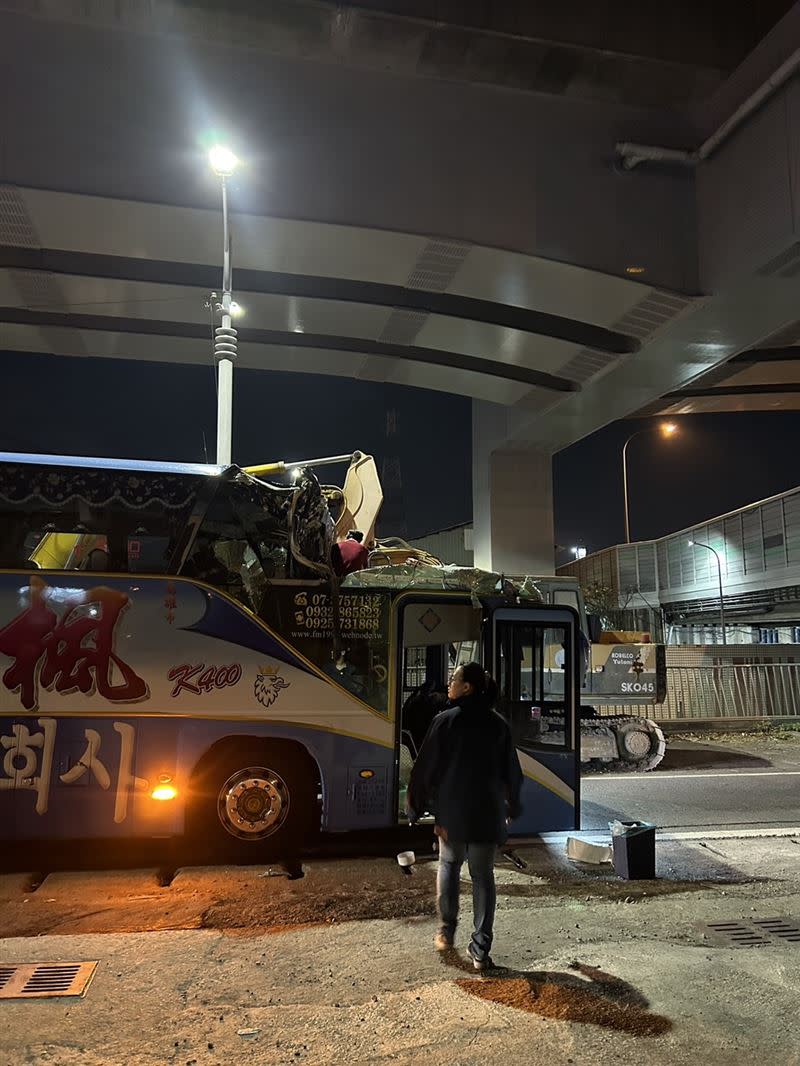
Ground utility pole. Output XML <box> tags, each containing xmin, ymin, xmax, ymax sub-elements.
<box><xmin>208</xmin><ymin>146</ymin><xmax>240</xmax><ymax>466</ymax></box>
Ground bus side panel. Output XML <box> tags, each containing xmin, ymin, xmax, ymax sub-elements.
<box><xmin>173</xmin><ymin>720</ymin><xmax>394</xmax><ymax>833</ymax></box>
<box><xmin>510</xmin><ymin>749</ymin><xmax>578</xmax><ymax>835</ymax></box>
<box><xmin>0</xmin><ymin>572</ymin><xmax>395</xmax><ymax>840</ymax></box>
<box><xmin>4</xmin><ymin>714</ymin><xmax>396</xmax><ymax>841</ymax></box>
<box><xmin>4</xmin><ymin>714</ymin><xmax>181</xmax><ymax>841</ymax></box>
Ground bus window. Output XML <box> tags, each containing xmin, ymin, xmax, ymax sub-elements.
<box><xmin>183</xmin><ymin>535</ymin><xmax>252</xmax><ymax>606</ymax></box>
<box><xmin>0</xmin><ymin>462</ymin><xmax>202</xmax><ymax>574</ymax></box>
<box><xmin>399</xmin><ymin>602</ymin><xmax>481</xmax><ymax>714</ymax></box>
<box><xmin>28</xmin><ymin>531</ymin><xmax>109</xmax><ymax>571</ymax></box>
<box><xmin>397</xmin><ymin>601</ymin><xmax>481</xmax><ymax>816</ymax></box>
<box><xmin>496</xmin><ymin>621</ymin><xmax>572</xmax><ymax>753</ymax></box>
<box><xmin>182</xmin><ymin>485</ymin><xmax>269</xmax><ymax>609</ymax></box>
<box><xmin>450</xmin><ymin>640</ymin><xmax>479</xmax><ymax>674</ymax></box>
<box><xmin>403</xmin><ymin>645</ymin><xmax>431</xmax><ymax>696</ymax></box>
<box><xmin>127</xmin><ymin>534</ymin><xmax>172</xmax><ymax>572</ymax></box>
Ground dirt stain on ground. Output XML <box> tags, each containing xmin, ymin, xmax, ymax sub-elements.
<box><xmin>455</xmin><ymin>961</ymin><xmax>672</xmax><ymax>1037</ymax></box>
<box><xmin>202</xmin><ymin>882</ymin><xmax>434</xmax><ymax>932</ymax></box>
<box><xmin>492</xmin><ymin>877</ymin><xmax>737</xmax><ymax>900</ymax></box>
<box><xmin>0</xmin><ymin>861</ymin><xmax>436</xmax><ymax>938</ymax></box>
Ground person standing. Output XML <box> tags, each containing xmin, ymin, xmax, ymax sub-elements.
<box><xmin>407</xmin><ymin>662</ymin><xmax>523</xmax><ymax>970</ymax></box>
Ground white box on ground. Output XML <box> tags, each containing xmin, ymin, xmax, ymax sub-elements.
<box><xmin>566</xmin><ymin>837</ymin><xmax>612</xmax><ymax>864</ymax></box>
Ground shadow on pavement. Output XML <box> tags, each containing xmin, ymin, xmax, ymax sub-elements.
<box><xmin>580</xmin><ymin>798</ymin><xmax>633</xmax><ymax>832</ymax></box>
<box><xmin>441</xmin><ymin>954</ymin><xmax>671</xmax><ymax>1036</ymax></box>
<box><xmin>657</xmin><ymin>742</ymin><xmax>772</xmax><ymax>771</ymax></box>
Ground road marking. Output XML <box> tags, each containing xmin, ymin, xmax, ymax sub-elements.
<box><xmin>585</xmin><ymin>769</ymin><xmax>800</xmax><ymax>782</ymax></box>
<box><xmin>533</xmin><ymin>826</ymin><xmax>800</xmax><ymax>845</ymax></box>
<box><xmin>657</xmin><ymin>827</ymin><xmax>800</xmax><ymax>841</ymax></box>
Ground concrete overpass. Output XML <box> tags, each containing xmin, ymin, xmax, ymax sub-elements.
<box><xmin>2</xmin><ymin>0</ymin><xmax>800</xmax><ymax>573</ymax></box>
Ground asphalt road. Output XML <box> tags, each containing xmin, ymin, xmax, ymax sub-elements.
<box><xmin>581</xmin><ymin>738</ymin><xmax>800</xmax><ymax>832</ymax></box>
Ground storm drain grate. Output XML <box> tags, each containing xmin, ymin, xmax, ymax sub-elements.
<box><xmin>703</xmin><ymin>919</ymin><xmax>800</xmax><ymax>948</ymax></box>
<box><xmin>0</xmin><ymin>962</ymin><xmax>97</xmax><ymax>999</ymax></box>
<box><xmin>751</xmin><ymin>918</ymin><xmax>800</xmax><ymax>941</ymax></box>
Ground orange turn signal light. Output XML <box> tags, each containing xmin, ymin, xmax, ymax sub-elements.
<box><xmin>151</xmin><ymin>784</ymin><xmax>178</xmax><ymax>801</ymax></box>
<box><xmin>151</xmin><ymin>773</ymin><xmax>178</xmax><ymax>801</ymax></box>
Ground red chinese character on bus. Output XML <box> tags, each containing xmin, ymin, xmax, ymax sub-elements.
<box><xmin>0</xmin><ymin>577</ymin><xmax>149</xmax><ymax>711</ymax></box>
<box><xmin>163</xmin><ymin>581</ymin><xmax>177</xmax><ymax>624</ymax></box>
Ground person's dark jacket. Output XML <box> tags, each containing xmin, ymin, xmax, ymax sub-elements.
<box><xmin>406</xmin><ymin>693</ymin><xmax>523</xmax><ymax>844</ymax></box>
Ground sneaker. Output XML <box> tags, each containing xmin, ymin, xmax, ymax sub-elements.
<box><xmin>434</xmin><ymin>932</ymin><xmax>454</xmax><ymax>951</ymax></box>
<box><xmin>468</xmin><ymin>946</ymin><xmax>494</xmax><ymax>972</ymax></box>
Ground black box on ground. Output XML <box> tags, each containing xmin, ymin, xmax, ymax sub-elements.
<box><xmin>610</xmin><ymin>821</ymin><xmax>656</xmax><ymax>879</ymax></box>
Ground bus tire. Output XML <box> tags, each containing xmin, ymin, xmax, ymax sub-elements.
<box><xmin>186</xmin><ymin>740</ymin><xmax>319</xmax><ymax>864</ymax></box>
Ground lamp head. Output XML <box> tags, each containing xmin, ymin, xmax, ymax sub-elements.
<box><xmin>209</xmin><ymin>145</ymin><xmax>239</xmax><ymax>177</ymax></box>
<box><xmin>660</xmin><ymin>421</ymin><xmax>678</xmax><ymax>438</ymax></box>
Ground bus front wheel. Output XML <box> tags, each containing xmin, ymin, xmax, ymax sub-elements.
<box><xmin>186</xmin><ymin>741</ymin><xmax>318</xmax><ymax>863</ymax></box>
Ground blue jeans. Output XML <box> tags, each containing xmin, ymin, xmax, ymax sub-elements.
<box><xmin>437</xmin><ymin>839</ymin><xmax>497</xmax><ymax>961</ymax></box>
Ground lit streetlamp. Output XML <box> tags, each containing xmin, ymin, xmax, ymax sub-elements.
<box><xmin>622</xmin><ymin>421</ymin><xmax>678</xmax><ymax>543</ymax></box>
<box><xmin>209</xmin><ymin>145</ymin><xmax>240</xmax><ymax>466</ymax></box>
<box><xmin>688</xmin><ymin>539</ymin><xmax>727</xmax><ymax>645</ymax></box>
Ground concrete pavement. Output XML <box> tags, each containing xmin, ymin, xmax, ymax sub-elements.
<box><xmin>1</xmin><ymin>836</ymin><xmax>800</xmax><ymax>1065</ymax></box>
<box><xmin>1</xmin><ymin>732</ymin><xmax>800</xmax><ymax>1064</ymax></box>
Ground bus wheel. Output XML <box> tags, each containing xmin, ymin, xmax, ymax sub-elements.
<box><xmin>187</xmin><ymin>742</ymin><xmax>318</xmax><ymax>863</ymax></box>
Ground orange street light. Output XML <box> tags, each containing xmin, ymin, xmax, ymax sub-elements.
<box><xmin>623</xmin><ymin>422</ymin><xmax>679</xmax><ymax>543</ymax></box>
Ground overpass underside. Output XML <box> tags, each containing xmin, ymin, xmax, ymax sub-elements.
<box><xmin>2</xmin><ymin>0</ymin><xmax>800</xmax><ymax>573</ymax></box>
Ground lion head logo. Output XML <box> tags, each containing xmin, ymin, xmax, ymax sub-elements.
<box><xmin>254</xmin><ymin>665</ymin><xmax>290</xmax><ymax>708</ymax></box>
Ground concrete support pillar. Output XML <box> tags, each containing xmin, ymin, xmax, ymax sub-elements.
<box><xmin>472</xmin><ymin>401</ymin><xmax>554</xmax><ymax>575</ymax></box>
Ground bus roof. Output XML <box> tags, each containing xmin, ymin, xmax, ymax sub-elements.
<box><xmin>0</xmin><ymin>452</ymin><xmax>224</xmax><ymax>478</ymax></box>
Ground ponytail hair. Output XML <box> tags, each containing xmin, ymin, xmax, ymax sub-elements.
<box><xmin>460</xmin><ymin>661</ymin><xmax>498</xmax><ymax>707</ymax></box>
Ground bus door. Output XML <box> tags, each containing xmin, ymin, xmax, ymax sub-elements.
<box><xmin>492</xmin><ymin>607</ymin><xmax>580</xmax><ymax>834</ymax></box>
<box><xmin>395</xmin><ymin>598</ymin><xmax>481</xmax><ymax>819</ymax></box>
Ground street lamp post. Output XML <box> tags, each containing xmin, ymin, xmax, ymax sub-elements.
<box><xmin>209</xmin><ymin>145</ymin><xmax>240</xmax><ymax>467</ymax></box>
<box><xmin>689</xmin><ymin>539</ymin><xmax>727</xmax><ymax>645</ymax></box>
<box><xmin>622</xmin><ymin>422</ymin><xmax>678</xmax><ymax>543</ymax></box>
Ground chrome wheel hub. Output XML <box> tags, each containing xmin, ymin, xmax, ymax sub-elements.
<box><xmin>217</xmin><ymin>767</ymin><xmax>290</xmax><ymax>840</ymax></box>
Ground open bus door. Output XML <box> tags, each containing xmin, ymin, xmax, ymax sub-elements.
<box><xmin>394</xmin><ymin>597</ymin><xmax>579</xmax><ymax>835</ymax></box>
<box><xmin>492</xmin><ymin>607</ymin><xmax>580</xmax><ymax>835</ymax></box>
<box><xmin>395</xmin><ymin>596</ymin><xmax>480</xmax><ymax>819</ymax></box>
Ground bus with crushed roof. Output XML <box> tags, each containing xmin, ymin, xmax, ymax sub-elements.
<box><xmin>0</xmin><ymin>451</ymin><xmax>580</xmax><ymax>859</ymax></box>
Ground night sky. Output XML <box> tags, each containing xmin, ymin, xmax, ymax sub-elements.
<box><xmin>4</xmin><ymin>352</ymin><xmax>799</xmax><ymax>556</ymax></box>
<box><xmin>554</xmin><ymin>410</ymin><xmax>800</xmax><ymax>564</ymax></box>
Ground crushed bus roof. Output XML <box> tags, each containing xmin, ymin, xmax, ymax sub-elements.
<box><xmin>0</xmin><ymin>452</ymin><xmax>225</xmax><ymax>478</ymax></box>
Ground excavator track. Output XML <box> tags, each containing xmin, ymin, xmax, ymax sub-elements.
<box><xmin>580</xmin><ymin>714</ymin><xmax>667</xmax><ymax>773</ymax></box>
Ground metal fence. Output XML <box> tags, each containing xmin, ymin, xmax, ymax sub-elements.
<box><xmin>663</xmin><ymin>663</ymin><xmax>800</xmax><ymax>720</ymax></box>
<box><xmin>602</xmin><ymin>661</ymin><xmax>800</xmax><ymax>721</ymax></box>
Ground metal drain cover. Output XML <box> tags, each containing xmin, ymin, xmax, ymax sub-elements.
<box><xmin>0</xmin><ymin>962</ymin><xmax>97</xmax><ymax>999</ymax></box>
<box><xmin>703</xmin><ymin>918</ymin><xmax>800</xmax><ymax>948</ymax></box>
